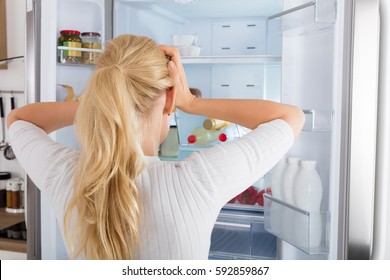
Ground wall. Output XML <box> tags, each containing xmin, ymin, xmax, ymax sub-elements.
<box><xmin>0</xmin><ymin>0</ymin><xmax>27</xmax><ymax>260</ymax></box>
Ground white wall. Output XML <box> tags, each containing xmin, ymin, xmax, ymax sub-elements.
<box><xmin>0</xmin><ymin>0</ymin><xmax>27</xmax><ymax>260</ymax></box>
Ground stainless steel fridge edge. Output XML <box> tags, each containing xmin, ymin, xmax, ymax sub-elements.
<box><xmin>345</xmin><ymin>0</ymin><xmax>380</xmax><ymax>260</ymax></box>
<box><xmin>25</xmin><ymin>0</ymin><xmax>41</xmax><ymax>260</ymax></box>
<box><xmin>372</xmin><ymin>0</ymin><xmax>390</xmax><ymax>260</ymax></box>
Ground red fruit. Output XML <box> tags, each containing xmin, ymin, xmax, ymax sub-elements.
<box><xmin>228</xmin><ymin>196</ymin><xmax>236</xmax><ymax>203</ymax></box>
<box><xmin>257</xmin><ymin>187</ymin><xmax>272</xmax><ymax>207</ymax></box>
<box><xmin>237</xmin><ymin>186</ymin><xmax>258</xmax><ymax>205</ymax></box>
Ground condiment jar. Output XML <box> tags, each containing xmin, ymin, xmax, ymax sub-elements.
<box><xmin>58</xmin><ymin>30</ymin><xmax>82</xmax><ymax>64</ymax></box>
<box><xmin>6</xmin><ymin>178</ymin><xmax>24</xmax><ymax>214</ymax></box>
<box><xmin>0</xmin><ymin>172</ymin><xmax>11</xmax><ymax>208</ymax></box>
<box><xmin>81</xmin><ymin>32</ymin><xmax>101</xmax><ymax>64</ymax></box>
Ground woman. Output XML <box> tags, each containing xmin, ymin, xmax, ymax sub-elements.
<box><xmin>7</xmin><ymin>34</ymin><xmax>304</xmax><ymax>259</ymax></box>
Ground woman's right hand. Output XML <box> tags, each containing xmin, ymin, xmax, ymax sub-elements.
<box><xmin>159</xmin><ymin>45</ymin><xmax>195</xmax><ymax>112</ymax></box>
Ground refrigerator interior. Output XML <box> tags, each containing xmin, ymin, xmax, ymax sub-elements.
<box><xmin>38</xmin><ymin>0</ymin><xmax>343</xmax><ymax>259</ymax></box>
<box><xmin>113</xmin><ymin>0</ymin><xmax>339</xmax><ymax>260</ymax></box>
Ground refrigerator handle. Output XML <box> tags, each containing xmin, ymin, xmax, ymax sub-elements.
<box><xmin>25</xmin><ymin>0</ymin><xmax>42</xmax><ymax>260</ymax></box>
<box><xmin>345</xmin><ymin>0</ymin><xmax>380</xmax><ymax>260</ymax></box>
<box><xmin>372</xmin><ymin>0</ymin><xmax>390</xmax><ymax>260</ymax></box>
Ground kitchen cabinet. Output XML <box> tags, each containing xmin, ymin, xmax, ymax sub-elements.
<box><xmin>0</xmin><ymin>209</ymin><xmax>26</xmax><ymax>253</ymax></box>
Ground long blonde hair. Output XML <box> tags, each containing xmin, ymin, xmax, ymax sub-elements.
<box><xmin>64</xmin><ymin>34</ymin><xmax>173</xmax><ymax>259</ymax></box>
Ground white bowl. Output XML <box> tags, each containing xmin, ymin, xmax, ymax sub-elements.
<box><xmin>178</xmin><ymin>45</ymin><xmax>201</xmax><ymax>56</ymax></box>
<box><xmin>172</xmin><ymin>34</ymin><xmax>197</xmax><ymax>46</ymax></box>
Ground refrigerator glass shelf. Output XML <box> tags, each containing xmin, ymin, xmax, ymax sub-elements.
<box><xmin>263</xmin><ymin>194</ymin><xmax>330</xmax><ymax>255</ymax></box>
<box><xmin>181</xmin><ymin>55</ymin><xmax>281</xmax><ymax>65</ymax></box>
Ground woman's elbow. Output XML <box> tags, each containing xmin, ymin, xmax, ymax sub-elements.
<box><xmin>291</xmin><ymin>106</ymin><xmax>305</xmax><ymax>139</ymax></box>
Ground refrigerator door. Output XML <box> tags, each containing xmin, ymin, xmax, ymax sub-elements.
<box><xmin>343</xmin><ymin>0</ymin><xmax>380</xmax><ymax>260</ymax></box>
<box><xmin>29</xmin><ymin>0</ymin><xmax>112</xmax><ymax>259</ymax></box>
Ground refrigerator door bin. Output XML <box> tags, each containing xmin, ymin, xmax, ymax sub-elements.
<box><xmin>302</xmin><ymin>109</ymin><xmax>333</xmax><ymax>132</ymax></box>
<box><xmin>209</xmin><ymin>209</ymin><xmax>277</xmax><ymax>260</ymax></box>
<box><xmin>263</xmin><ymin>194</ymin><xmax>329</xmax><ymax>255</ymax></box>
<box><xmin>268</xmin><ymin>0</ymin><xmax>336</xmax><ymax>37</ymax></box>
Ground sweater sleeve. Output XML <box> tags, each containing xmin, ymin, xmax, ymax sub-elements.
<box><xmin>183</xmin><ymin>119</ymin><xmax>294</xmax><ymax>207</ymax></box>
<box><xmin>8</xmin><ymin>120</ymin><xmax>79</xmax><ymax>206</ymax></box>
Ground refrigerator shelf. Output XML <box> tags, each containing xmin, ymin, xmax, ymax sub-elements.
<box><xmin>181</xmin><ymin>55</ymin><xmax>281</xmax><ymax>65</ymax></box>
<box><xmin>263</xmin><ymin>194</ymin><xmax>329</xmax><ymax>255</ymax></box>
<box><xmin>223</xmin><ymin>203</ymin><xmax>264</xmax><ymax>213</ymax></box>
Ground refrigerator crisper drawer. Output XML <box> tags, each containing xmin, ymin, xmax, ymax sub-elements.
<box><xmin>263</xmin><ymin>194</ymin><xmax>329</xmax><ymax>255</ymax></box>
<box><xmin>209</xmin><ymin>210</ymin><xmax>277</xmax><ymax>260</ymax></box>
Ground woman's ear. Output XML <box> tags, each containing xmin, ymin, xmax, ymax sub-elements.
<box><xmin>163</xmin><ymin>87</ymin><xmax>176</xmax><ymax>115</ymax></box>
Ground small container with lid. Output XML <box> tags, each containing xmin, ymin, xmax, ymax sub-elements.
<box><xmin>81</xmin><ymin>32</ymin><xmax>101</xmax><ymax>64</ymax></box>
<box><xmin>6</xmin><ymin>178</ymin><xmax>24</xmax><ymax>214</ymax></box>
<box><xmin>58</xmin><ymin>30</ymin><xmax>82</xmax><ymax>64</ymax></box>
<box><xmin>0</xmin><ymin>172</ymin><xmax>11</xmax><ymax>208</ymax></box>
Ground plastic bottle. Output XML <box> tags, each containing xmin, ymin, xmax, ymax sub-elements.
<box><xmin>270</xmin><ymin>158</ymin><xmax>287</xmax><ymax>200</ymax></box>
<box><xmin>187</xmin><ymin>127</ymin><xmax>219</xmax><ymax>145</ymax></box>
<box><xmin>293</xmin><ymin>160</ymin><xmax>323</xmax><ymax>248</ymax></box>
<box><xmin>281</xmin><ymin>157</ymin><xmax>300</xmax><ymax>205</ymax></box>
<box><xmin>218</xmin><ymin>124</ymin><xmax>250</xmax><ymax>142</ymax></box>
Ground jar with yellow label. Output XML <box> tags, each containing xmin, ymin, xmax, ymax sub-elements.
<box><xmin>58</xmin><ymin>30</ymin><xmax>82</xmax><ymax>64</ymax></box>
<box><xmin>81</xmin><ymin>32</ymin><xmax>101</xmax><ymax>64</ymax></box>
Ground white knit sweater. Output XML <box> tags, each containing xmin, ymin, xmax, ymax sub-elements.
<box><xmin>9</xmin><ymin>119</ymin><xmax>293</xmax><ymax>259</ymax></box>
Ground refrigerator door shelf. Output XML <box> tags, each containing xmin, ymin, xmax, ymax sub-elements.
<box><xmin>268</xmin><ymin>0</ymin><xmax>336</xmax><ymax>37</ymax></box>
<box><xmin>263</xmin><ymin>194</ymin><xmax>329</xmax><ymax>255</ymax></box>
<box><xmin>57</xmin><ymin>46</ymin><xmax>104</xmax><ymax>66</ymax></box>
<box><xmin>209</xmin><ymin>209</ymin><xmax>277</xmax><ymax>260</ymax></box>
<box><xmin>302</xmin><ymin>109</ymin><xmax>333</xmax><ymax>132</ymax></box>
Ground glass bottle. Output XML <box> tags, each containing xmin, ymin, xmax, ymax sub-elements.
<box><xmin>58</xmin><ymin>30</ymin><xmax>82</xmax><ymax>64</ymax></box>
<box><xmin>0</xmin><ymin>172</ymin><xmax>11</xmax><ymax>208</ymax></box>
<box><xmin>81</xmin><ymin>32</ymin><xmax>102</xmax><ymax>64</ymax></box>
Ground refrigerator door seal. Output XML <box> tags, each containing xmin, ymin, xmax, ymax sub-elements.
<box><xmin>25</xmin><ymin>0</ymin><xmax>42</xmax><ymax>260</ymax></box>
<box><xmin>344</xmin><ymin>0</ymin><xmax>380</xmax><ymax>260</ymax></box>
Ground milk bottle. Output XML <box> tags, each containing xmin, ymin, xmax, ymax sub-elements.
<box><xmin>293</xmin><ymin>160</ymin><xmax>323</xmax><ymax>249</ymax></box>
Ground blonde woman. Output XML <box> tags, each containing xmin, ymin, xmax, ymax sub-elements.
<box><xmin>7</xmin><ymin>34</ymin><xmax>304</xmax><ymax>259</ymax></box>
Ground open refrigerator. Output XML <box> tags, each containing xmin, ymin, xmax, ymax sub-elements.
<box><xmin>25</xmin><ymin>0</ymin><xmax>390</xmax><ymax>260</ymax></box>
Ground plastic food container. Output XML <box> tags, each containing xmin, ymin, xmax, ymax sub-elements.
<box><xmin>178</xmin><ymin>45</ymin><xmax>201</xmax><ymax>56</ymax></box>
<box><xmin>172</xmin><ymin>34</ymin><xmax>197</xmax><ymax>46</ymax></box>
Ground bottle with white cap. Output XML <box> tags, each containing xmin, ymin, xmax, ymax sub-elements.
<box><xmin>281</xmin><ymin>157</ymin><xmax>300</xmax><ymax>205</ymax></box>
<box><xmin>293</xmin><ymin>160</ymin><xmax>323</xmax><ymax>248</ymax></box>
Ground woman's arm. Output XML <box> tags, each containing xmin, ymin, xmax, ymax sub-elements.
<box><xmin>159</xmin><ymin>45</ymin><xmax>305</xmax><ymax>139</ymax></box>
<box><xmin>7</xmin><ymin>102</ymin><xmax>79</xmax><ymax>134</ymax></box>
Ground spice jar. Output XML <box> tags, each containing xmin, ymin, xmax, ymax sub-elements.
<box><xmin>58</xmin><ymin>30</ymin><xmax>82</xmax><ymax>64</ymax></box>
<box><xmin>0</xmin><ymin>172</ymin><xmax>11</xmax><ymax>208</ymax></box>
<box><xmin>6</xmin><ymin>178</ymin><xmax>24</xmax><ymax>214</ymax></box>
<box><xmin>81</xmin><ymin>32</ymin><xmax>101</xmax><ymax>64</ymax></box>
